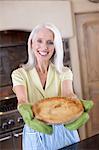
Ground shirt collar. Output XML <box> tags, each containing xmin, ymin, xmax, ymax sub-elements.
<box><xmin>31</xmin><ymin>63</ymin><xmax>55</xmax><ymax>95</ymax></box>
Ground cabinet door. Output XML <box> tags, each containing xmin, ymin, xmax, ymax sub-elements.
<box><xmin>76</xmin><ymin>12</ymin><xmax>99</xmax><ymax>137</ymax></box>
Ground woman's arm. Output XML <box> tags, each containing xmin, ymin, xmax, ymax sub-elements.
<box><xmin>61</xmin><ymin>80</ymin><xmax>77</xmax><ymax>98</ymax></box>
<box><xmin>13</xmin><ymin>85</ymin><xmax>28</xmax><ymax>104</ymax></box>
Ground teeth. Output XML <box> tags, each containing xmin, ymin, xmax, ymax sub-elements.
<box><xmin>39</xmin><ymin>51</ymin><xmax>48</xmax><ymax>56</ymax></box>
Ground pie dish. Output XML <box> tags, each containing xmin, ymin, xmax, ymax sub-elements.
<box><xmin>32</xmin><ymin>97</ymin><xmax>84</xmax><ymax>124</ymax></box>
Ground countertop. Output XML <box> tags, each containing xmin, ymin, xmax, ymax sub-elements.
<box><xmin>60</xmin><ymin>133</ymin><xmax>99</xmax><ymax>150</ymax></box>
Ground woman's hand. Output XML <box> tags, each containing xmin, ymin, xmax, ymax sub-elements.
<box><xmin>64</xmin><ymin>99</ymin><xmax>94</xmax><ymax>130</ymax></box>
<box><xmin>18</xmin><ymin>103</ymin><xmax>53</xmax><ymax>134</ymax></box>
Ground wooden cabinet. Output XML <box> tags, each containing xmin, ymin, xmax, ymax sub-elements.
<box><xmin>75</xmin><ymin>12</ymin><xmax>99</xmax><ymax>137</ymax></box>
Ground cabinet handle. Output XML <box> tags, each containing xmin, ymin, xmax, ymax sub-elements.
<box><xmin>0</xmin><ymin>135</ymin><xmax>12</xmax><ymax>142</ymax></box>
<box><xmin>13</xmin><ymin>132</ymin><xmax>23</xmax><ymax>137</ymax></box>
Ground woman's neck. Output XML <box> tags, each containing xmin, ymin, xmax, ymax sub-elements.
<box><xmin>36</xmin><ymin>60</ymin><xmax>50</xmax><ymax>74</ymax></box>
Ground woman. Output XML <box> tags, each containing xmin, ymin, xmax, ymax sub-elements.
<box><xmin>11</xmin><ymin>23</ymin><xmax>80</xmax><ymax>150</ymax></box>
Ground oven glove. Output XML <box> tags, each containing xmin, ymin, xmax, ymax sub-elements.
<box><xmin>17</xmin><ymin>103</ymin><xmax>53</xmax><ymax>135</ymax></box>
<box><xmin>80</xmin><ymin>99</ymin><xmax>94</xmax><ymax>112</ymax></box>
<box><xmin>64</xmin><ymin>99</ymin><xmax>94</xmax><ymax>130</ymax></box>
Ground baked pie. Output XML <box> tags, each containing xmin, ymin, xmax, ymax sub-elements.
<box><xmin>32</xmin><ymin>97</ymin><xmax>84</xmax><ymax>124</ymax></box>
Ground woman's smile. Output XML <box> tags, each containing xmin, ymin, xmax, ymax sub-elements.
<box><xmin>37</xmin><ymin>50</ymin><xmax>49</xmax><ymax>56</ymax></box>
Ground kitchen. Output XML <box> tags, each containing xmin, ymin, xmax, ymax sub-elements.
<box><xmin>0</xmin><ymin>0</ymin><xmax>99</xmax><ymax>149</ymax></box>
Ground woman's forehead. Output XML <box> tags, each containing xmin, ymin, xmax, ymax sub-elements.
<box><xmin>34</xmin><ymin>27</ymin><xmax>54</xmax><ymax>39</ymax></box>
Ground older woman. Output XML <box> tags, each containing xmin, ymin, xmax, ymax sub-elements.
<box><xmin>11</xmin><ymin>23</ymin><xmax>80</xmax><ymax>150</ymax></box>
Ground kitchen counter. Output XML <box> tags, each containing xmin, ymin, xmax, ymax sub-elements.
<box><xmin>60</xmin><ymin>133</ymin><xmax>99</xmax><ymax>150</ymax></box>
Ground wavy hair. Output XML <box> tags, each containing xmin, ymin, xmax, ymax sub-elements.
<box><xmin>22</xmin><ymin>23</ymin><xmax>64</xmax><ymax>73</ymax></box>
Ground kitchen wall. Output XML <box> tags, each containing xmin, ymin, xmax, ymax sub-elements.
<box><xmin>0</xmin><ymin>0</ymin><xmax>74</xmax><ymax>38</ymax></box>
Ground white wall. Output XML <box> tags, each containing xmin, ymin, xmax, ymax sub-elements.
<box><xmin>0</xmin><ymin>0</ymin><xmax>74</xmax><ymax>38</ymax></box>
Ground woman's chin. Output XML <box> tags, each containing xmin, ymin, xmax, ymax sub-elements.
<box><xmin>37</xmin><ymin>55</ymin><xmax>49</xmax><ymax>62</ymax></box>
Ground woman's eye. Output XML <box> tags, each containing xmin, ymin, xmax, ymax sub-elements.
<box><xmin>37</xmin><ymin>39</ymin><xmax>42</xmax><ymax>43</ymax></box>
<box><xmin>47</xmin><ymin>41</ymin><xmax>54</xmax><ymax>45</ymax></box>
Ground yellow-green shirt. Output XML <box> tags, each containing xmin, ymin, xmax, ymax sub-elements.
<box><xmin>11</xmin><ymin>63</ymin><xmax>73</xmax><ymax>103</ymax></box>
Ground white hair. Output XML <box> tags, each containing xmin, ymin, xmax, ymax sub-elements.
<box><xmin>22</xmin><ymin>23</ymin><xmax>64</xmax><ymax>73</ymax></box>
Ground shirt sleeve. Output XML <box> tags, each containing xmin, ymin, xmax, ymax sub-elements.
<box><xmin>11</xmin><ymin>68</ymin><xmax>26</xmax><ymax>87</ymax></box>
<box><xmin>60</xmin><ymin>67</ymin><xmax>73</xmax><ymax>81</ymax></box>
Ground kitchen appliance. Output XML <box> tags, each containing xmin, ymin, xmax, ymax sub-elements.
<box><xmin>0</xmin><ymin>95</ymin><xmax>24</xmax><ymax>150</ymax></box>
<box><xmin>0</xmin><ymin>30</ymin><xmax>29</xmax><ymax>150</ymax></box>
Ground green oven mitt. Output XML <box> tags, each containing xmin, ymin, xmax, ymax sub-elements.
<box><xmin>80</xmin><ymin>99</ymin><xmax>94</xmax><ymax>112</ymax></box>
<box><xmin>17</xmin><ymin>103</ymin><xmax>53</xmax><ymax>134</ymax></box>
<box><xmin>64</xmin><ymin>99</ymin><xmax>94</xmax><ymax>130</ymax></box>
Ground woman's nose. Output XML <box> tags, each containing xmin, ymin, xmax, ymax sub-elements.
<box><xmin>42</xmin><ymin>42</ymin><xmax>48</xmax><ymax>49</ymax></box>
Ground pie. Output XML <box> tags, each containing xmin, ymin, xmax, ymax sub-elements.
<box><xmin>32</xmin><ymin>97</ymin><xmax>84</xmax><ymax>124</ymax></box>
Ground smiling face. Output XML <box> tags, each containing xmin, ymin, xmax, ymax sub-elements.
<box><xmin>31</xmin><ymin>27</ymin><xmax>55</xmax><ymax>64</ymax></box>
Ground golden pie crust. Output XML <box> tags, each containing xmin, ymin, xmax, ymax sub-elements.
<box><xmin>32</xmin><ymin>97</ymin><xmax>84</xmax><ymax>124</ymax></box>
